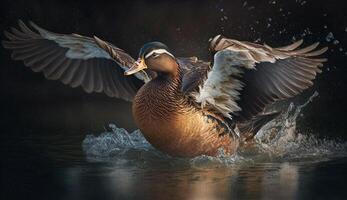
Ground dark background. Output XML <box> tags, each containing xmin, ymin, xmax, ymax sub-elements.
<box><xmin>0</xmin><ymin>0</ymin><xmax>346</xmax><ymax>140</ymax></box>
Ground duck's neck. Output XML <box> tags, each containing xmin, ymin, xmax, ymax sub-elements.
<box><xmin>155</xmin><ymin>66</ymin><xmax>182</xmax><ymax>90</ymax></box>
<box><xmin>149</xmin><ymin>66</ymin><xmax>182</xmax><ymax>104</ymax></box>
<box><xmin>134</xmin><ymin>66</ymin><xmax>184</xmax><ymax>121</ymax></box>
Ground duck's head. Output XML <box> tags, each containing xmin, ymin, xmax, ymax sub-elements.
<box><xmin>124</xmin><ymin>42</ymin><xmax>178</xmax><ymax>77</ymax></box>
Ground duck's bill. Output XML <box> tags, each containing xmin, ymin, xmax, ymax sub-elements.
<box><xmin>124</xmin><ymin>58</ymin><xmax>148</xmax><ymax>75</ymax></box>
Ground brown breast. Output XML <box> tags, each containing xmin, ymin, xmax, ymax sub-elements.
<box><xmin>132</xmin><ymin>75</ymin><xmax>238</xmax><ymax>157</ymax></box>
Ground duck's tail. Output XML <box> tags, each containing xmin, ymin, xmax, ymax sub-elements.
<box><xmin>237</xmin><ymin>112</ymin><xmax>281</xmax><ymax>142</ymax></box>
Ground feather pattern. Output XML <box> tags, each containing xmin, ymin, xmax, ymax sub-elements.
<box><xmin>191</xmin><ymin>50</ymin><xmax>249</xmax><ymax>118</ymax></box>
<box><xmin>186</xmin><ymin>35</ymin><xmax>327</xmax><ymax>120</ymax></box>
<box><xmin>2</xmin><ymin>20</ymin><xmax>147</xmax><ymax>101</ymax></box>
<box><xmin>178</xmin><ymin>57</ymin><xmax>211</xmax><ymax>93</ymax></box>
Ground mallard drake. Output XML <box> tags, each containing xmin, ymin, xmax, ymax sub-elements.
<box><xmin>3</xmin><ymin>21</ymin><xmax>327</xmax><ymax>157</ymax></box>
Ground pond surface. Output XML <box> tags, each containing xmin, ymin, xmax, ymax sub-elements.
<box><xmin>2</xmin><ymin>121</ymin><xmax>347</xmax><ymax>200</ymax></box>
<box><xmin>2</xmin><ymin>94</ymin><xmax>347</xmax><ymax>200</ymax></box>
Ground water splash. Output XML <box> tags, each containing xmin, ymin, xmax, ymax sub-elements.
<box><xmin>82</xmin><ymin>92</ymin><xmax>347</xmax><ymax>165</ymax></box>
<box><xmin>83</xmin><ymin>126</ymin><xmax>151</xmax><ymax>156</ymax></box>
<box><xmin>253</xmin><ymin>92</ymin><xmax>347</xmax><ymax>161</ymax></box>
<box><xmin>82</xmin><ymin>125</ymin><xmax>162</xmax><ymax>163</ymax></box>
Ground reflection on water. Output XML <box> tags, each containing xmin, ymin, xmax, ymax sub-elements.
<box><xmin>2</xmin><ymin>93</ymin><xmax>347</xmax><ymax>200</ymax></box>
<box><xmin>13</xmin><ymin>153</ymin><xmax>342</xmax><ymax>200</ymax></box>
<box><xmin>54</xmin><ymin>161</ymin><xmax>303</xmax><ymax>200</ymax></box>
<box><xmin>261</xmin><ymin>163</ymin><xmax>299</xmax><ymax>199</ymax></box>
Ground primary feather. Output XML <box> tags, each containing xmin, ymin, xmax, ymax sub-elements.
<box><xmin>184</xmin><ymin>35</ymin><xmax>327</xmax><ymax>121</ymax></box>
<box><xmin>2</xmin><ymin>20</ymin><xmax>149</xmax><ymax>101</ymax></box>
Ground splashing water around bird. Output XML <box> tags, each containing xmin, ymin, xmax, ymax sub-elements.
<box><xmin>82</xmin><ymin>92</ymin><xmax>347</xmax><ymax>165</ymax></box>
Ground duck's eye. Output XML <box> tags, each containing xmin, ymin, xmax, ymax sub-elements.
<box><xmin>152</xmin><ymin>53</ymin><xmax>160</xmax><ymax>58</ymax></box>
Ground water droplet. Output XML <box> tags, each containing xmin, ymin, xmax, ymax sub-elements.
<box><xmin>243</xmin><ymin>1</ymin><xmax>248</xmax><ymax>7</ymax></box>
<box><xmin>333</xmin><ymin>40</ymin><xmax>339</xmax><ymax>45</ymax></box>
<box><xmin>279</xmin><ymin>28</ymin><xmax>287</xmax><ymax>34</ymax></box>
<box><xmin>248</xmin><ymin>6</ymin><xmax>255</xmax><ymax>10</ymax></box>
<box><xmin>325</xmin><ymin>32</ymin><xmax>334</xmax><ymax>42</ymax></box>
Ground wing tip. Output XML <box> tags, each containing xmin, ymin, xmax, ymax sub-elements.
<box><xmin>2</xmin><ymin>29</ymin><xmax>20</xmax><ymax>48</ymax></box>
<box><xmin>322</xmin><ymin>46</ymin><xmax>329</xmax><ymax>51</ymax></box>
<box><xmin>18</xmin><ymin>19</ymin><xmax>33</xmax><ymax>32</ymax></box>
<box><xmin>320</xmin><ymin>58</ymin><xmax>328</xmax><ymax>63</ymax></box>
<box><xmin>28</xmin><ymin>20</ymin><xmax>37</xmax><ymax>29</ymax></box>
<box><xmin>1</xmin><ymin>39</ymin><xmax>9</xmax><ymax>49</ymax></box>
<box><xmin>27</xmin><ymin>20</ymin><xmax>46</xmax><ymax>35</ymax></box>
<box><xmin>276</xmin><ymin>39</ymin><xmax>304</xmax><ymax>51</ymax></box>
<box><xmin>17</xmin><ymin>19</ymin><xmax>25</xmax><ymax>26</ymax></box>
<box><xmin>2</xmin><ymin>30</ymin><xmax>12</xmax><ymax>41</ymax></box>
<box><xmin>319</xmin><ymin>47</ymin><xmax>329</xmax><ymax>56</ymax></box>
<box><xmin>294</xmin><ymin>39</ymin><xmax>304</xmax><ymax>48</ymax></box>
<box><xmin>93</xmin><ymin>35</ymin><xmax>106</xmax><ymax>48</ymax></box>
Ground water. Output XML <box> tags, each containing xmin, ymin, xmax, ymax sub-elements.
<box><xmin>82</xmin><ymin>92</ymin><xmax>347</xmax><ymax>164</ymax></box>
<box><xmin>2</xmin><ymin>93</ymin><xmax>347</xmax><ymax>200</ymax></box>
<box><xmin>79</xmin><ymin>93</ymin><xmax>347</xmax><ymax>199</ymax></box>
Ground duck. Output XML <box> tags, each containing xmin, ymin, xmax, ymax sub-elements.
<box><xmin>2</xmin><ymin>20</ymin><xmax>327</xmax><ymax>157</ymax></box>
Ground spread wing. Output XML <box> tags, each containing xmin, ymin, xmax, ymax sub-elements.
<box><xmin>189</xmin><ymin>35</ymin><xmax>327</xmax><ymax>121</ymax></box>
<box><xmin>2</xmin><ymin>20</ymin><xmax>150</xmax><ymax>101</ymax></box>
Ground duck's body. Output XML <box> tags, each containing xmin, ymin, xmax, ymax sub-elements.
<box><xmin>133</xmin><ymin>69</ymin><xmax>238</xmax><ymax>157</ymax></box>
<box><xmin>3</xmin><ymin>21</ymin><xmax>327</xmax><ymax>157</ymax></box>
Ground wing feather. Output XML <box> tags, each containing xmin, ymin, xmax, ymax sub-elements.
<box><xmin>189</xmin><ymin>35</ymin><xmax>326</xmax><ymax>120</ymax></box>
<box><xmin>61</xmin><ymin>62</ymin><xmax>77</xmax><ymax>84</ymax></box>
<box><xmin>91</xmin><ymin>59</ymin><xmax>103</xmax><ymax>93</ymax></box>
<box><xmin>3</xmin><ymin>20</ymin><xmax>145</xmax><ymax>101</ymax></box>
<box><xmin>276</xmin><ymin>39</ymin><xmax>303</xmax><ymax>51</ymax></box>
<box><xmin>179</xmin><ymin>57</ymin><xmax>211</xmax><ymax>94</ymax></box>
